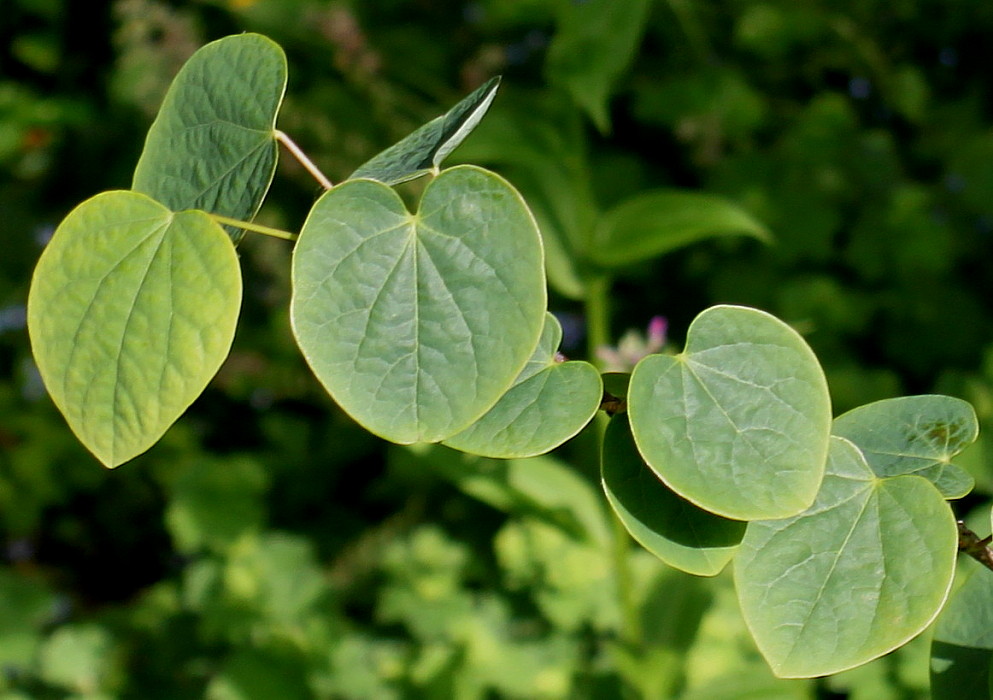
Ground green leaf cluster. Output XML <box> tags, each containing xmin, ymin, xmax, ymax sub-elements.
<box><xmin>9</xmin><ymin>6</ymin><xmax>993</xmax><ymax>697</ymax></box>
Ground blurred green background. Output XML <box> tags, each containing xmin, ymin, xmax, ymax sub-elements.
<box><xmin>3</xmin><ymin>0</ymin><xmax>993</xmax><ymax>697</ymax></box>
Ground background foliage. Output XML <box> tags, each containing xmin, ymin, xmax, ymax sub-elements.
<box><xmin>3</xmin><ymin>0</ymin><xmax>993</xmax><ymax>697</ymax></box>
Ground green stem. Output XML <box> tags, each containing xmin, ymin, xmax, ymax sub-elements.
<box><xmin>209</xmin><ymin>214</ymin><xmax>297</xmax><ymax>242</ymax></box>
<box><xmin>585</xmin><ymin>274</ymin><xmax>613</xmax><ymax>364</ymax></box>
<box><xmin>585</xmin><ymin>274</ymin><xmax>643</xmax><ymax>652</ymax></box>
<box><xmin>275</xmin><ymin>129</ymin><xmax>334</xmax><ymax>190</ymax></box>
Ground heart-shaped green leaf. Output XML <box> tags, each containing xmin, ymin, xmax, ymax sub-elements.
<box><xmin>132</xmin><ymin>33</ymin><xmax>287</xmax><ymax>241</ymax></box>
<box><xmin>291</xmin><ymin>165</ymin><xmax>546</xmax><ymax>444</ymax></box>
<box><xmin>628</xmin><ymin>305</ymin><xmax>831</xmax><ymax>520</ymax></box>
<box><xmin>589</xmin><ymin>190</ymin><xmax>771</xmax><ymax>268</ymax></box>
<box><xmin>350</xmin><ymin>77</ymin><xmax>501</xmax><ymax>186</ymax></box>
<box><xmin>931</xmin><ymin>559</ymin><xmax>993</xmax><ymax>700</ymax></box>
<box><xmin>833</xmin><ymin>395</ymin><xmax>978</xmax><ymax>498</ymax></box>
<box><xmin>27</xmin><ymin>191</ymin><xmax>242</xmax><ymax>467</ymax></box>
<box><xmin>735</xmin><ymin>436</ymin><xmax>957</xmax><ymax>678</ymax></box>
<box><xmin>601</xmin><ymin>414</ymin><xmax>745</xmax><ymax>576</ymax></box>
<box><xmin>444</xmin><ymin>313</ymin><xmax>601</xmax><ymax>458</ymax></box>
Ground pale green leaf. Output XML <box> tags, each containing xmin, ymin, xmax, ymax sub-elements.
<box><xmin>601</xmin><ymin>415</ymin><xmax>745</xmax><ymax>576</ymax></box>
<box><xmin>545</xmin><ymin>0</ymin><xmax>652</xmax><ymax>132</ymax></box>
<box><xmin>628</xmin><ymin>305</ymin><xmax>831</xmax><ymax>520</ymax></box>
<box><xmin>736</xmin><ymin>437</ymin><xmax>957</xmax><ymax>678</ymax></box>
<box><xmin>27</xmin><ymin>190</ymin><xmax>242</xmax><ymax>467</ymax></box>
<box><xmin>833</xmin><ymin>395</ymin><xmax>978</xmax><ymax>498</ymax></box>
<box><xmin>451</xmin><ymin>95</ymin><xmax>595</xmax><ymax>299</ymax></box>
<box><xmin>590</xmin><ymin>190</ymin><xmax>771</xmax><ymax>268</ymax></box>
<box><xmin>444</xmin><ymin>313</ymin><xmax>601</xmax><ymax>458</ymax></box>
<box><xmin>0</xmin><ymin>571</ymin><xmax>56</xmax><ymax>667</ymax></box>
<box><xmin>931</xmin><ymin>559</ymin><xmax>993</xmax><ymax>700</ymax></box>
<box><xmin>291</xmin><ymin>165</ymin><xmax>546</xmax><ymax>444</ymax></box>
<box><xmin>132</xmin><ymin>33</ymin><xmax>287</xmax><ymax>241</ymax></box>
<box><xmin>38</xmin><ymin>624</ymin><xmax>116</xmax><ymax>693</ymax></box>
<box><xmin>350</xmin><ymin>76</ymin><xmax>501</xmax><ymax>185</ymax></box>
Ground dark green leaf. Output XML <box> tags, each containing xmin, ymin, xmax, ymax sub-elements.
<box><xmin>350</xmin><ymin>77</ymin><xmax>501</xmax><ymax>185</ymax></box>
<box><xmin>601</xmin><ymin>414</ymin><xmax>745</xmax><ymax>576</ymax></box>
<box><xmin>132</xmin><ymin>33</ymin><xmax>287</xmax><ymax>241</ymax></box>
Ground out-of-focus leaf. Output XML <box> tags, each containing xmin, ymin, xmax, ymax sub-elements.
<box><xmin>590</xmin><ymin>190</ymin><xmax>771</xmax><ymax>268</ymax></box>
<box><xmin>545</xmin><ymin>0</ymin><xmax>652</xmax><ymax>132</ymax></box>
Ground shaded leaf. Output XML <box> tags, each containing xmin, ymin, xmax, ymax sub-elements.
<box><xmin>601</xmin><ymin>414</ymin><xmax>745</xmax><ymax>576</ymax></box>
<box><xmin>444</xmin><ymin>313</ymin><xmax>601</xmax><ymax>458</ymax></box>
<box><xmin>350</xmin><ymin>76</ymin><xmax>501</xmax><ymax>185</ymax></box>
<box><xmin>132</xmin><ymin>33</ymin><xmax>287</xmax><ymax>241</ymax></box>
<box><xmin>27</xmin><ymin>191</ymin><xmax>242</xmax><ymax>467</ymax></box>
<box><xmin>833</xmin><ymin>395</ymin><xmax>978</xmax><ymax>498</ymax></box>
<box><xmin>736</xmin><ymin>437</ymin><xmax>957</xmax><ymax>678</ymax></box>
<box><xmin>628</xmin><ymin>305</ymin><xmax>831</xmax><ymax>520</ymax></box>
<box><xmin>590</xmin><ymin>190</ymin><xmax>771</xmax><ymax>268</ymax></box>
<box><xmin>291</xmin><ymin>165</ymin><xmax>546</xmax><ymax>444</ymax></box>
<box><xmin>545</xmin><ymin>0</ymin><xmax>652</xmax><ymax>132</ymax></box>
<box><xmin>931</xmin><ymin>559</ymin><xmax>993</xmax><ymax>700</ymax></box>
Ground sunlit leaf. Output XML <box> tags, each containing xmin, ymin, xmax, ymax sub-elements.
<box><xmin>628</xmin><ymin>305</ymin><xmax>831</xmax><ymax>520</ymax></box>
<box><xmin>132</xmin><ymin>33</ymin><xmax>287</xmax><ymax>241</ymax></box>
<box><xmin>736</xmin><ymin>437</ymin><xmax>957</xmax><ymax>678</ymax></box>
<box><xmin>833</xmin><ymin>395</ymin><xmax>978</xmax><ymax>498</ymax></box>
<box><xmin>291</xmin><ymin>165</ymin><xmax>546</xmax><ymax>444</ymax></box>
<box><xmin>444</xmin><ymin>313</ymin><xmax>601</xmax><ymax>458</ymax></box>
<box><xmin>27</xmin><ymin>191</ymin><xmax>242</xmax><ymax>467</ymax></box>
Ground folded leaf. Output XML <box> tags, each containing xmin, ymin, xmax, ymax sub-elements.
<box><xmin>350</xmin><ymin>77</ymin><xmax>501</xmax><ymax>185</ymax></box>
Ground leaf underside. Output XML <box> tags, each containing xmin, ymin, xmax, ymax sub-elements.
<box><xmin>350</xmin><ymin>76</ymin><xmax>501</xmax><ymax>186</ymax></box>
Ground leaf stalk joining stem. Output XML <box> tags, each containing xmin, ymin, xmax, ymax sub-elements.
<box><xmin>275</xmin><ymin>129</ymin><xmax>334</xmax><ymax>190</ymax></box>
<box><xmin>209</xmin><ymin>214</ymin><xmax>297</xmax><ymax>241</ymax></box>
<box><xmin>957</xmin><ymin>521</ymin><xmax>993</xmax><ymax>572</ymax></box>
